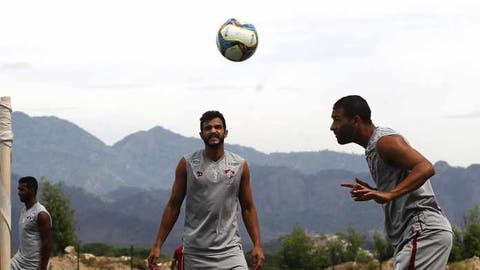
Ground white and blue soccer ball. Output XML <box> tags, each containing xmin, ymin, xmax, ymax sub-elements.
<box><xmin>216</xmin><ymin>18</ymin><xmax>258</xmax><ymax>62</ymax></box>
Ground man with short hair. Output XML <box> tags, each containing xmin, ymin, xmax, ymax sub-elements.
<box><xmin>148</xmin><ymin>111</ymin><xmax>264</xmax><ymax>270</ymax></box>
<box><xmin>331</xmin><ymin>95</ymin><xmax>452</xmax><ymax>269</ymax></box>
<box><xmin>11</xmin><ymin>176</ymin><xmax>52</xmax><ymax>270</ymax></box>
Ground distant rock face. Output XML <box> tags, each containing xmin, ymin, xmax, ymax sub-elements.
<box><xmin>12</xmin><ymin>111</ymin><xmax>369</xmax><ymax>194</ymax></box>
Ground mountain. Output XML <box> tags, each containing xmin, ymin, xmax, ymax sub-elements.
<box><xmin>11</xmin><ymin>162</ymin><xmax>480</xmax><ymax>254</ymax></box>
<box><xmin>12</xmin><ymin>111</ymin><xmax>368</xmax><ymax>193</ymax></box>
<box><xmin>9</xmin><ymin>111</ymin><xmax>480</xmax><ymax>254</ymax></box>
<box><xmin>12</xmin><ymin>112</ymin><xmax>149</xmax><ymax>193</ymax></box>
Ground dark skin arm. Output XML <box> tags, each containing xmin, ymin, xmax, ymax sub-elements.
<box><xmin>38</xmin><ymin>211</ymin><xmax>52</xmax><ymax>270</ymax></box>
<box><xmin>238</xmin><ymin>162</ymin><xmax>265</xmax><ymax>270</ymax></box>
<box><xmin>341</xmin><ymin>135</ymin><xmax>435</xmax><ymax>204</ymax></box>
<box><xmin>148</xmin><ymin>158</ymin><xmax>187</xmax><ymax>270</ymax></box>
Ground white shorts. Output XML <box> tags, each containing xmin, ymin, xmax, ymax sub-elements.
<box><xmin>394</xmin><ymin>226</ymin><xmax>452</xmax><ymax>270</ymax></box>
<box><xmin>184</xmin><ymin>247</ymin><xmax>248</xmax><ymax>270</ymax></box>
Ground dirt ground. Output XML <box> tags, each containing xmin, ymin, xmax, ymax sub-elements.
<box><xmin>447</xmin><ymin>256</ymin><xmax>480</xmax><ymax>270</ymax></box>
<box><xmin>49</xmin><ymin>254</ymin><xmax>171</xmax><ymax>270</ymax></box>
<box><xmin>49</xmin><ymin>255</ymin><xmax>480</xmax><ymax>270</ymax></box>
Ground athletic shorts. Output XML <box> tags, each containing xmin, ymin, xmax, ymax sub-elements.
<box><xmin>183</xmin><ymin>247</ymin><xmax>248</xmax><ymax>270</ymax></box>
<box><xmin>393</xmin><ymin>226</ymin><xmax>452</xmax><ymax>270</ymax></box>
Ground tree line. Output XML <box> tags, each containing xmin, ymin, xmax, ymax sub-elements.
<box><xmin>39</xmin><ymin>178</ymin><xmax>480</xmax><ymax>269</ymax></box>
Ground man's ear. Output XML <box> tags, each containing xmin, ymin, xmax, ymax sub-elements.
<box><xmin>353</xmin><ymin>115</ymin><xmax>361</xmax><ymax>124</ymax></box>
<box><xmin>224</xmin><ymin>129</ymin><xmax>228</xmax><ymax>137</ymax></box>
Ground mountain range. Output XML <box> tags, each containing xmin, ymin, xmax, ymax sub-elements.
<box><xmin>9</xmin><ymin>112</ymin><xmax>480</xmax><ymax>253</ymax></box>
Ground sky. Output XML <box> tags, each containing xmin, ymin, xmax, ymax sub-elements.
<box><xmin>1</xmin><ymin>1</ymin><xmax>479</xmax><ymax>167</ymax></box>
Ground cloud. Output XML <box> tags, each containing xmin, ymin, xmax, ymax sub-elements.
<box><xmin>0</xmin><ymin>62</ymin><xmax>32</xmax><ymax>71</ymax></box>
<box><xmin>447</xmin><ymin>111</ymin><xmax>480</xmax><ymax>119</ymax></box>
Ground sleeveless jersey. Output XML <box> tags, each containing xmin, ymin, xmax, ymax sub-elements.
<box><xmin>365</xmin><ymin>127</ymin><xmax>451</xmax><ymax>246</ymax></box>
<box><xmin>183</xmin><ymin>150</ymin><xmax>245</xmax><ymax>255</ymax></box>
<box><xmin>11</xmin><ymin>202</ymin><xmax>51</xmax><ymax>270</ymax></box>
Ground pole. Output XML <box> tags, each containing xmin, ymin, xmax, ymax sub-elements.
<box><xmin>130</xmin><ymin>245</ymin><xmax>133</xmax><ymax>270</ymax></box>
<box><xmin>77</xmin><ymin>240</ymin><xmax>81</xmax><ymax>270</ymax></box>
<box><xmin>0</xmin><ymin>97</ymin><xmax>13</xmax><ymax>270</ymax></box>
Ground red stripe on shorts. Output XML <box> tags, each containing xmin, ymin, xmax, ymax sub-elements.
<box><xmin>408</xmin><ymin>229</ymin><xmax>419</xmax><ymax>270</ymax></box>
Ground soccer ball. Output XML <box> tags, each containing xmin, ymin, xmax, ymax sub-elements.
<box><xmin>216</xmin><ymin>18</ymin><xmax>258</xmax><ymax>62</ymax></box>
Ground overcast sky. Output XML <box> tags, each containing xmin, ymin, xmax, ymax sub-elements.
<box><xmin>1</xmin><ymin>1</ymin><xmax>479</xmax><ymax>167</ymax></box>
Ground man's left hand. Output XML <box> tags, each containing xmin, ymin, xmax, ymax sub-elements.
<box><xmin>341</xmin><ymin>179</ymin><xmax>393</xmax><ymax>204</ymax></box>
<box><xmin>251</xmin><ymin>245</ymin><xmax>265</xmax><ymax>270</ymax></box>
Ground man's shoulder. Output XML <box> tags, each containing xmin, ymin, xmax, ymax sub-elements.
<box><xmin>367</xmin><ymin>127</ymin><xmax>400</xmax><ymax>151</ymax></box>
<box><xmin>224</xmin><ymin>150</ymin><xmax>245</xmax><ymax>163</ymax></box>
<box><xmin>183</xmin><ymin>150</ymin><xmax>203</xmax><ymax>159</ymax></box>
<box><xmin>34</xmin><ymin>202</ymin><xmax>51</xmax><ymax>219</ymax></box>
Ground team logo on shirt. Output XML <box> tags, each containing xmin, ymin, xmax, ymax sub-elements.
<box><xmin>191</xmin><ymin>159</ymin><xmax>200</xmax><ymax>166</ymax></box>
<box><xmin>24</xmin><ymin>214</ymin><xmax>35</xmax><ymax>223</ymax></box>
<box><xmin>224</xmin><ymin>169</ymin><xmax>235</xmax><ymax>179</ymax></box>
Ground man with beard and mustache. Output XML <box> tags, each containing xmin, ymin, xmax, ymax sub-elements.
<box><xmin>330</xmin><ymin>95</ymin><xmax>452</xmax><ymax>269</ymax></box>
<box><xmin>148</xmin><ymin>111</ymin><xmax>264</xmax><ymax>270</ymax></box>
<box><xmin>11</xmin><ymin>176</ymin><xmax>52</xmax><ymax>270</ymax></box>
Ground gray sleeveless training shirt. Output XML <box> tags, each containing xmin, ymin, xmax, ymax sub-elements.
<box><xmin>183</xmin><ymin>150</ymin><xmax>245</xmax><ymax>255</ymax></box>
<box><xmin>365</xmin><ymin>127</ymin><xmax>451</xmax><ymax>246</ymax></box>
<box><xmin>11</xmin><ymin>202</ymin><xmax>51</xmax><ymax>270</ymax></box>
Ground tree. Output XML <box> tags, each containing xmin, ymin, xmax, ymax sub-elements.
<box><xmin>326</xmin><ymin>238</ymin><xmax>344</xmax><ymax>269</ymax></box>
<box><xmin>373</xmin><ymin>231</ymin><xmax>394</xmax><ymax>270</ymax></box>
<box><xmin>279</xmin><ymin>225</ymin><xmax>317</xmax><ymax>269</ymax></box>
<box><xmin>463</xmin><ymin>206</ymin><xmax>480</xmax><ymax>258</ymax></box>
<box><xmin>338</xmin><ymin>226</ymin><xmax>365</xmax><ymax>262</ymax></box>
<box><xmin>449</xmin><ymin>225</ymin><xmax>464</xmax><ymax>262</ymax></box>
<box><xmin>40</xmin><ymin>178</ymin><xmax>77</xmax><ymax>255</ymax></box>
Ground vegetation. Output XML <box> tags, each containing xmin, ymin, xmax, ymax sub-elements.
<box><xmin>40</xmin><ymin>178</ymin><xmax>77</xmax><ymax>255</ymax></box>
<box><xmin>372</xmin><ymin>231</ymin><xmax>394</xmax><ymax>270</ymax></box>
<box><xmin>39</xmin><ymin>176</ymin><xmax>480</xmax><ymax>269</ymax></box>
<box><xmin>267</xmin><ymin>224</ymin><xmax>376</xmax><ymax>269</ymax></box>
<box><xmin>449</xmin><ymin>205</ymin><xmax>480</xmax><ymax>262</ymax></box>
<box><xmin>264</xmin><ymin>205</ymin><xmax>480</xmax><ymax>269</ymax></box>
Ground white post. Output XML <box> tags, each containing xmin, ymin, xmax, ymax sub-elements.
<box><xmin>0</xmin><ymin>96</ymin><xmax>13</xmax><ymax>270</ymax></box>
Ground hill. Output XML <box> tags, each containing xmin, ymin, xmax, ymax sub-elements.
<box><xmin>9</xmin><ymin>111</ymin><xmax>480</xmax><ymax>253</ymax></box>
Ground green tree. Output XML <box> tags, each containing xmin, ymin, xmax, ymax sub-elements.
<box><xmin>373</xmin><ymin>231</ymin><xmax>394</xmax><ymax>270</ymax></box>
<box><xmin>463</xmin><ymin>217</ymin><xmax>480</xmax><ymax>258</ymax></box>
<box><xmin>326</xmin><ymin>237</ymin><xmax>345</xmax><ymax>269</ymax></box>
<box><xmin>40</xmin><ymin>178</ymin><xmax>77</xmax><ymax>255</ymax></box>
<box><xmin>279</xmin><ymin>225</ymin><xmax>317</xmax><ymax>269</ymax></box>
<box><xmin>338</xmin><ymin>226</ymin><xmax>365</xmax><ymax>262</ymax></box>
<box><xmin>449</xmin><ymin>225</ymin><xmax>464</xmax><ymax>262</ymax></box>
<box><xmin>311</xmin><ymin>246</ymin><xmax>329</xmax><ymax>270</ymax></box>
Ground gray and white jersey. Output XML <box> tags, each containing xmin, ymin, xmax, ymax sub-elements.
<box><xmin>365</xmin><ymin>127</ymin><xmax>451</xmax><ymax>246</ymax></box>
<box><xmin>11</xmin><ymin>202</ymin><xmax>51</xmax><ymax>270</ymax></box>
<box><xmin>183</xmin><ymin>150</ymin><xmax>245</xmax><ymax>255</ymax></box>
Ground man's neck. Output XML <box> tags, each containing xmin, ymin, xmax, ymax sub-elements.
<box><xmin>357</xmin><ymin>123</ymin><xmax>376</xmax><ymax>148</ymax></box>
<box><xmin>204</xmin><ymin>145</ymin><xmax>225</xmax><ymax>162</ymax></box>
<box><xmin>24</xmin><ymin>198</ymin><xmax>37</xmax><ymax>210</ymax></box>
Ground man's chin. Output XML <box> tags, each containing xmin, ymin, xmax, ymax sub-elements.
<box><xmin>336</xmin><ymin>138</ymin><xmax>350</xmax><ymax>145</ymax></box>
<box><xmin>204</xmin><ymin>141</ymin><xmax>223</xmax><ymax>148</ymax></box>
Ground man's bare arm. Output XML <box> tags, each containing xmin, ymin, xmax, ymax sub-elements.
<box><xmin>239</xmin><ymin>162</ymin><xmax>264</xmax><ymax>270</ymax></box>
<box><xmin>148</xmin><ymin>158</ymin><xmax>187</xmax><ymax>269</ymax></box>
<box><xmin>38</xmin><ymin>212</ymin><xmax>52</xmax><ymax>270</ymax></box>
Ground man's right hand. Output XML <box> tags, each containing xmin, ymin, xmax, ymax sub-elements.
<box><xmin>147</xmin><ymin>247</ymin><xmax>161</xmax><ymax>270</ymax></box>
